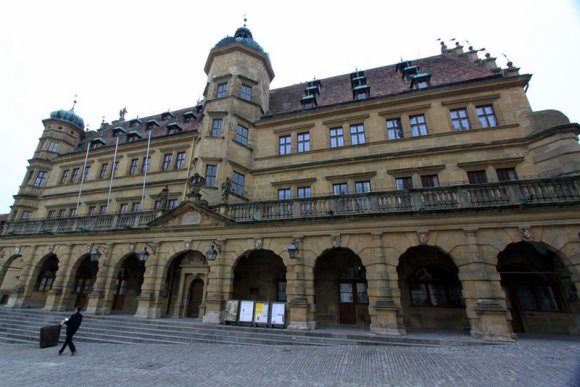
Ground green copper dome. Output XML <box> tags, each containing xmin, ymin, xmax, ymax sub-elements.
<box><xmin>49</xmin><ymin>108</ymin><xmax>85</xmax><ymax>130</ymax></box>
<box><xmin>214</xmin><ymin>26</ymin><xmax>268</xmax><ymax>59</ymax></box>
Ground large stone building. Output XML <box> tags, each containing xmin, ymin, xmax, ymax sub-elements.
<box><xmin>1</xmin><ymin>25</ymin><xmax>579</xmax><ymax>341</ymax></box>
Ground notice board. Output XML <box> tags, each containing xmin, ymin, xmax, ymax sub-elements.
<box><xmin>270</xmin><ymin>302</ymin><xmax>285</xmax><ymax>326</ymax></box>
<box><xmin>253</xmin><ymin>302</ymin><xmax>269</xmax><ymax>324</ymax></box>
<box><xmin>238</xmin><ymin>300</ymin><xmax>255</xmax><ymax>323</ymax></box>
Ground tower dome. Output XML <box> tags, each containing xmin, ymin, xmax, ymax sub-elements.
<box><xmin>214</xmin><ymin>25</ymin><xmax>268</xmax><ymax>59</ymax></box>
<box><xmin>49</xmin><ymin>104</ymin><xmax>85</xmax><ymax>130</ymax></box>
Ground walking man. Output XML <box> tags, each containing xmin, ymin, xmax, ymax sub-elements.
<box><xmin>58</xmin><ymin>306</ymin><xmax>83</xmax><ymax>356</ymax></box>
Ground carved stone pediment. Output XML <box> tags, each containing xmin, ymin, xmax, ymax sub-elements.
<box><xmin>148</xmin><ymin>201</ymin><xmax>232</xmax><ymax>228</ymax></box>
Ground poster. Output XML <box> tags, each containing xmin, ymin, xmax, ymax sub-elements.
<box><xmin>224</xmin><ymin>300</ymin><xmax>239</xmax><ymax>322</ymax></box>
<box><xmin>238</xmin><ymin>300</ymin><xmax>254</xmax><ymax>323</ymax></box>
<box><xmin>270</xmin><ymin>302</ymin><xmax>285</xmax><ymax>325</ymax></box>
<box><xmin>253</xmin><ymin>302</ymin><xmax>269</xmax><ymax>324</ymax></box>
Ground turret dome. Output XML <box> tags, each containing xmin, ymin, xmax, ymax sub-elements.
<box><xmin>49</xmin><ymin>107</ymin><xmax>85</xmax><ymax>130</ymax></box>
<box><xmin>214</xmin><ymin>26</ymin><xmax>268</xmax><ymax>59</ymax></box>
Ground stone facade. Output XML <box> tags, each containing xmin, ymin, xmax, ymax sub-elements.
<box><xmin>0</xmin><ymin>27</ymin><xmax>579</xmax><ymax>341</ymax></box>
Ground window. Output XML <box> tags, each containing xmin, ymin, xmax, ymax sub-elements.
<box><xmin>99</xmin><ymin>163</ymin><xmax>108</xmax><ymax>179</ymax></box>
<box><xmin>278</xmin><ymin>188</ymin><xmax>291</xmax><ymax>200</ymax></box>
<box><xmin>205</xmin><ymin>164</ymin><xmax>217</xmax><ymax>187</ymax></box>
<box><xmin>88</xmin><ymin>206</ymin><xmax>97</xmax><ymax>216</ymax></box>
<box><xmin>409</xmin><ymin>266</ymin><xmax>463</xmax><ymax>307</ymax></box>
<box><xmin>235</xmin><ymin>125</ymin><xmax>249</xmax><ymax>145</ymax></box>
<box><xmin>297</xmin><ymin>132</ymin><xmax>310</xmax><ymax>153</ymax></box>
<box><xmin>211</xmin><ymin>118</ymin><xmax>223</xmax><ymax>137</ymax></box>
<box><xmin>99</xmin><ymin>205</ymin><xmax>108</xmax><ymax>215</ymax></box>
<box><xmin>132</xmin><ymin>202</ymin><xmax>141</xmax><ymax>212</ymax></box>
<box><xmin>297</xmin><ymin>187</ymin><xmax>311</xmax><ymax>198</ymax></box>
<box><xmin>129</xmin><ymin>159</ymin><xmax>139</xmax><ymax>175</ymax></box>
<box><xmin>232</xmin><ymin>172</ymin><xmax>245</xmax><ymax>196</ymax></box>
<box><xmin>141</xmin><ymin>156</ymin><xmax>151</xmax><ymax>174</ymax></box>
<box><xmin>329</xmin><ymin>128</ymin><xmax>344</xmax><ymax>148</ymax></box>
<box><xmin>21</xmin><ymin>211</ymin><xmax>32</xmax><ymax>220</ymax></box>
<box><xmin>395</xmin><ymin>177</ymin><xmax>413</xmax><ymax>190</ymax></box>
<box><xmin>112</xmin><ymin>161</ymin><xmax>119</xmax><ymax>177</ymax></box>
<box><xmin>350</xmin><ymin>124</ymin><xmax>366</xmax><ymax>145</ymax></box>
<box><xmin>168</xmin><ymin>199</ymin><xmax>178</xmax><ymax>209</ymax></box>
<box><xmin>410</xmin><ymin>114</ymin><xmax>428</xmax><ymax>137</ymax></box>
<box><xmin>36</xmin><ymin>270</ymin><xmax>55</xmax><ymax>292</ymax></box>
<box><xmin>119</xmin><ymin>203</ymin><xmax>129</xmax><ymax>213</ymax></box>
<box><xmin>450</xmin><ymin>108</ymin><xmax>470</xmax><ymax>131</ymax></box>
<box><xmin>47</xmin><ymin>210</ymin><xmax>56</xmax><ymax>219</ymax></box>
<box><xmin>34</xmin><ymin>171</ymin><xmax>48</xmax><ymax>187</ymax></box>
<box><xmin>167</xmin><ymin>128</ymin><xmax>179</xmax><ymax>135</ymax></box>
<box><xmin>70</xmin><ymin>168</ymin><xmax>80</xmax><ymax>183</ymax></box>
<box><xmin>421</xmin><ymin>175</ymin><xmax>439</xmax><ymax>188</ymax></box>
<box><xmin>60</xmin><ymin>170</ymin><xmax>69</xmax><ymax>185</ymax></box>
<box><xmin>70</xmin><ymin>208</ymin><xmax>77</xmax><ymax>217</ymax></box>
<box><xmin>333</xmin><ymin>183</ymin><xmax>348</xmax><ymax>195</ymax></box>
<box><xmin>154</xmin><ymin>200</ymin><xmax>161</xmax><ymax>210</ymax></box>
<box><xmin>476</xmin><ymin>105</ymin><xmax>497</xmax><ymax>128</ymax></box>
<box><xmin>279</xmin><ymin>135</ymin><xmax>291</xmax><ymax>155</ymax></box>
<box><xmin>48</xmin><ymin>142</ymin><xmax>58</xmax><ymax>152</ymax></box>
<box><xmin>82</xmin><ymin>166</ymin><xmax>90</xmax><ymax>181</ymax></box>
<box><xmin>386</xmin><ymin>118</ymin><xmax>404</xmax><ymax>140</ymax></box>
<box><xmin>58</xmin><ymin>209</ymin><xmax>67</xmax><ymax>218</ymax></box>
<box><xmin>467</xmin><ymin>170</ymin><xmax>488</xmax><ymax>184</ymax></box>
<box><xmin>241</xmin><ymin>84</ymin><xmax>252</xmax><ymax>101</ymax></box>
<box><xmin>175</xmin><ymin>152</ymin><xmax>186</xmax><ymax>169</ymax></box>
<box><xmin>354</xmin><ymin>181</ymin><xmax>371</xmax><ymax>193</ymax></box>
<box><xmin>216</xmin><ymin>83</ymin><xmax>227</xmax><ymax>98</ymax></box>
<box><xmin>162</xmin><ymin>154</ymin><xmax>172</xmax><ymax>171</ymax></box>
<box><xmin>496</xmin><ymin>167</ymin><xmax>518</xmax><ymax>182</ymax></box>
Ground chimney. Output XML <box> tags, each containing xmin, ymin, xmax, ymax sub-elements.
<box><xmin>451</xmin><ymin>42</ymin><xmax>464</xmax><ymax>56</ymax></box>
<box><xmin>503</xmin><ymin>61</ymin><xmax>520</xmax><ymax>77</ymax></box>
<box><xmin>465</xmin><ymin>46</ymin><xmax>481</xmax><ymax>63</ymax></box>
<box><xmin>482</xmin><ymin>53</ymin><xmax>500</xmax><ymax>73</ymax></box>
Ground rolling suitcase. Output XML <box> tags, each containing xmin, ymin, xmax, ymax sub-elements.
<box><xmin>39</xmin><ymin>324</ymin><xmax>62</xmax><ymax>348</ymax></box>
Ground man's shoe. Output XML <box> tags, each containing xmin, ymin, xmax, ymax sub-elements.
<box><xmin>71</xmin><ymin>351</ymin><xmax>77</xmax><ymax>356</ymax></box>
<box><xmin>58</xmin><ymin>351</ymin><xmax>63</xmax><ymax>355</ymax></box>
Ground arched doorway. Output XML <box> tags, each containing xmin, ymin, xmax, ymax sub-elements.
<box><xmin>32</xmin><ymin>254</ymin><xmax>59</xmax><ymax>309</ymax></box>
<box><xmin>186</xmin><ymin>278</ymin><xmax>204</xmax><ymax>318</ymax></box>
<box><xmin>0</xmin><ymin>254</ymin><xmax>23</xmax><ymax>304</ymax></box>
<box><xmin>498</xmin><ymin>241</ymin><xmax>575</xmax><ymax>334</ymax></box>
<box><xmin>111</xmin><ymin>253</ymin><xmax>144</xmax><ymax>314</ymax></box>
<box><xmin>72</xmin><ymin>256</ymin><xmax>98</xmax><ymax>309</ymax></box>
<box><xmin>232</xmin><ymin>249</ymin><xmax>286</xmax><ymax>302</ymax></box>
<box><xmin>397</xmin><ymin>245</ymin><xmax>468</xmax><ymax>331</ymax></box>
<box><xmin>314</xmin><ymin>248</ymin><xmax>369</xmax><ymax>327</ymax></box>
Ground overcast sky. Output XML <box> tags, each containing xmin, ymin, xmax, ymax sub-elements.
<box><xmin>0</xmin><ymin>0</ymin><xmax>578</xmax><ymax>215</ymax></box>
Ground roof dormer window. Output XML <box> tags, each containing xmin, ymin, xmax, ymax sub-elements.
<box><xmin>410</xmin><ymin>73</ymin><xmax>432</xmax><ymax>89</ymax></box>
<box><xmin>127</xmin><ymin>130</ymin><xmax>142</xmax><ymax>143</ymax></box>
<box><xmin>402</xmin><ymin>65</ymin><xmax>420</xmax><ymax>81</ymax></box>
<box><xmin>301</xmin><ymin>94</ymin><xmax>317</xmax><ymax>109</ymax></box>
<box><xmin>90</xmin><ymin>137</ymin><xmax>106</xmax><ymax>150</ymax></box>
<box><xmin>395</xmin><ymin>60</ymin><xmax>412</xmax><ymax>74</ymax></box>
<box><xmin>300</xmin><ymin>79</ymin><xmax>321</xmax><ymax>109</ymax></box>
<box><xmin>129</xmin><ymin>119</ymin><xmax>142</xmax><ymax>128</ymax></box>
<box><xmin>146</xmin><ymin>119</ymin><xmax>160</xmax><ymax>130</ymax></box>
<box><xmin>183</xmin><ymin>111</ymin><xmax>196</xmax><ymax>123</ymax></box>
<box><xmin>167</xmin><ymin>122</ymin><xmax>182</xmax><ymax>135</ymax></box>
<box><xmin>350</xmin><ymin>70</ymin><xmax>370</xmax><ymax>100</ymax></box>
<box><xmin>161</xmin><ymin>112</ymin><xmax>174</xmax><ymax>121</ymax></box>
<box><xmin>112</xmin><ymin>126</ymin><xmax>127</xmax><ymax>137</ymax></box>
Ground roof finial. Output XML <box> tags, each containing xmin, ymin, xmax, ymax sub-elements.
<box><xmin>71</xmin><ymin>94</ymin><xmax>78</xmax><ymax>111</ymax></box>
<box><xmin>243</xmin><ymin>14</ymin><xmax>247</xmax><ymax>27</ymax></box>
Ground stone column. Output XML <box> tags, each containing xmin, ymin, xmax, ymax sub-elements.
<box><xmin>86</xmin><ymin>243</ymin><xmax>114</xmax><ymax>315</ymax></box>
<box><xmin>8</xmin><ymin>245</ymin><xmax>39</xmax><ymax>308</ymax></box>
<box><xmin>135</xmin><ymin>244</ymin><xmax>162</xmax><ymax>319</ymax></box>
<box><xmin>368</xmin><ymin>232</ymin><xmax>405</xmax><ymax>335</ymax></box>
<box><xmin>44</xmin><ymin>244</ymin><xmax>74</xmax><ymax>311</ymax></box>
<box><xmin>288</xmin><ymin>237</ymin><xmax>313</xmax><ymax>330</ymax></box>
<box><xmin>459</xmin><ymin>228</ymin><xmax>513</xmax><ymax>341</ymax></box>
<box><xmin>203</xmin><ymin>239</ymin><xmax>227</xmax><ymax>324</ymax></box>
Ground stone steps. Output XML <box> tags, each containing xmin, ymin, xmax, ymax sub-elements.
<box><xmin>0</xmin><ymin>307</ymin><xmax>493</xmax><ymax>347</ymax></box>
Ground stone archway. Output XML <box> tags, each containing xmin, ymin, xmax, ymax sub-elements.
<box><xmin>498</xmin><ymin>241</ymin><xmax>576</xmax><ymax>334</ymax></box>
<box><xmin>314</xmin><ymin>248</ymin><xmax>370</xmax><ymax>328</ymax></box>
<box><xmin>163</xmin><ymin>250</ymin><xmax>208</xmax><ymax>318</ymax></box>
<box><xmin>71</xmin><ymin>256</ymin><xmax>98</xmax><ymax>310</ymax></box>
<box><xmin>109</xmin><ymin>253</ymin><xmax>144</xmax><ymax>314</ymax></box>
<box><xmin>0</xmin><ymin>254</ymin><xmax>23</xmax><ymax>304</ymax></box>
<box><xmin>30</xmin><ymin>254</ymin><xmax>59</xmax><ymax>309</ymax></box>
<box><xmin>231</xmin><ymin>249</ymin><xmax>286</xmax><ymax>303</ymax></box>
<box><xmin>397</xmin><ymin>245</ymin><xmax>468</xmax><ymax>332</ymax></box>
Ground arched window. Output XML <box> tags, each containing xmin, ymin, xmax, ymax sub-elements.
<box><xmin>409</xmin><ymin>265</ymin><xmax>463</xmax><ymax>307</ymax></box>
<box><xmin>36</xmin><ymin>270</ymin><xmax>56</xmax><ymax>292</ymax></box>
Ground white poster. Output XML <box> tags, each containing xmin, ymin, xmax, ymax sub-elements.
<box><xmin>270</xmin><ymin>302</ymin><xmax>285</xmax><ymax>325</ymax></box>
<box><xmin>224</xmin><ymin>300</ymin><xmax>239</xmax><ymax>322</ymax></box>
<box><xmin>253</xmin><ymin>302</ymin><xmax>269</xmax><ymax>324</ymax></box>
<box><xmin>239</xmin><ymin>300</ymin><xmax>254</xmax><ymax>323</ymax></box>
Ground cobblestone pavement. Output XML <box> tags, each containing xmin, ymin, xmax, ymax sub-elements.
<box><xmin>1</xmin><ymin>336</ymin><xmax>579</xmax><ymax>387</ymax></box>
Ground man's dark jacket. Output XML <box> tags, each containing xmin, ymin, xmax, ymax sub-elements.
<box><xmin>64</xmin><ymin>311</ymin><xmax>83</xmax><ymax>335</ymax></box>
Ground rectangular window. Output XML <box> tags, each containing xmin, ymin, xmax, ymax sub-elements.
<box><xmin>354</xmin><ymin>180</ymin><xmax>371</xmax><ymax>194</ymax></box>
<box><xmin>34</xmin><ymin>170</ymin><xmax>48</xmax><ymax>187</ymax></box>
<box><xmin>48</xmin><ymin>142</ymin><xmax>58</xmax><ymax>152</ymax></box>
<box><xmin>333</xmin><ymin>183</ymin><xmax>348</xmax><ymax>195</ymax></box>
<box><xmin>410</xmin><ymin>114</ymin><xmax>428</xmax><ymax>137</ymax></box>
<box><xmin>467</xmin><ymin>170</ymin><xmax>488</xmax><ymax>184</ymax></box>
<box><xmin>99</xmin><ymin>163</ymin><xmax>108</xmax><ymax>179</ymax></box>
<box><xmin>297</xmin><ymin>187</ymin><xmax>311</xmax><ymax>198</ymax></box>
<box><xmin>154</xmin><ymin>200</ymin><xmax>161</xmax><ymax>210</ymax></box>
<box><xmin>70</xmin><ymin>168</ymin><xmax>80</xmax><ymax>183</ymax></box>
<box><xmin>395</xmin><ymin>177</ymin><xmax>413</xmax><ymax>190</ymax></box>
<box><xmin>386</xmin><ymin>118</ymin><xmax>404</xmax><ymax>140</ymax></box>
<box><xmin>235</xmin><ymin>124</ymin><xmax>249</xmax><ymax>145</ymax></box>
<box><xmin>132</xmin><ymin>202</ymin><xmax>141</xmax><ymax>212</ymax></box>
<box><xmin>119</xmin><ymin>203</ymin><xmax>129</xmax><ymax>213</ymax></box>
<box><xmin>278</xmin><ymin>188</ymin><xmax>291</xmax><ymax>200</ymax></box>
<box><xmin>168</xmin><ymin>199</ymin><xmax>178</xmax><ymax>209</ymax></box>
<box><xmin>476</xmin><ymin>105</ymin><xmax>498</xmax><ymax>128</ymax></box>
<box><xmin>82</xmin><ymin>166</ymin><xmax>90</xmax><ymax>181</ymax></box>
<box><xmin>450</xmin><ymin>108</ymin><xmax>470</xmax><ymax>131</ymax></box>
<box><xmin>350</xmin><ymin>124</ymin><xmax>366</xmax><ymax>145</ymax></box>
<box><xmin>70</xmin><ymin>208</ymin><xmax>77</xmax><ymax>217</ymax></box>
<box><xmin>58</xmin><ymin>208</ymin><xmax>67</xmax><ymax>218</ymax></box>
<box><xmin>211</xmin><ymin>118</ymin><xmax>223</xmax><ymax>136</ymax></box>
<box><xmin>88</xmin><ymin>206</ymin><xmax>97</xmax><ymax>216</ymax></box>
<box><xmin>112</xmin><ymin>161</ymin><xmax>119</xmax><ymax>177</ymax></box>
<box><xmin>216</xmin><ymin>83</ymin><xmax>227</xmax><ymax>98</ymax></box>
<box><xmin>162</xmin><ymin>154</ymin><xmax>172</xmax><ymax>171</ymax></box>
<box><xmin>21</xmin><ymin>211</ymin><xmax>32</xmax><ymax>220</ymax></box>
<box><xmin>60</xmin><ymin>170</ymin><xmax>69</xmax><ymax>185</ymax></box>
<box><xmin>241</xmin><ymin>84</ymin><xmax>252</xmax><ymax>101</ymax></box>
<box><xmin>279</xmin><ymin>135</ymin><xmax>291</xmax><ymax>155</ymax></box>
<box><xmin>47</xmin><ymin>210</ymin><xmax>56</xmax><ymax>219</ymax></box>
<box><xmin>99</xmin><ymin>205</ymin><xmax>108</xmax><ymax>215</ymax></box>
<box><xmin>232</xmin><ymin>172</ymin><xmax>245</xmax><ymax>196</ymax></box>
<box><xmin>175</xmin><ymin>152</ymin><xmax>186</xmax><ymax>169</ymax></box>
<box><xmin>297</xmin><ymin>132</ymin><xmax>310</xmax><ymax>153</ymax></box>
<box><xmin>420</xmin><ymin>174</ymin><xmax>440</xmax><ymax>188</ymax></box>
<box><xmin>329</xmin><ymin>127</ymin><xmax>344</xmax><ymax>148</ymax></box>
<box><xmin>496</xmin><ymin>168</ymin><xmax>518</xmax><ymax>182</ymax></box>
<box><xmin>129</xmin><ymin>159</ymin><xmax>139</xmax><ymax>175</ymax></box>
<box><xmin>141</xmin><ymin>156</ymin><xmax>151</xmax><ymax>174</ymax></box>
<box><xmin>205</xmin><ymin>164</ymin><xmax>217</xmax><ymax>187</ymax></box>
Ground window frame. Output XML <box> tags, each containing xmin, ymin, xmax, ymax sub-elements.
<box><xmin>162</xmin><ymin>154</ymin><xmax>172</xmax><ymax>171</ymax></box>
<box><xmin>386</xmin><ymin>118</ymin><xmax>404</xmax><ymax>140</ymax></box>
<box><xmin>450</xmin><ymin>108</ymin><xmax>471</xmax><ymax>131</ymax></box>
<box><xmin>210</xmin><ymin>118</ymin><xmax>223</xmax><ymax>137</ymax></box>
<box><xmin>279</xmin><ymin>135</ymin><xmax>291</xmax><ymax>155</ymax></box>
<box><xmin>235</xmin><ymin>124</ymin><xmax>249</xmax><ymax>145</ymax></box>
<box><xmin>205</xmin><ymin>164</ymin><xmax>217</xmax><ymax>187</ymax></box>
<box><xmin>297</xmin><ymin>132</ymin><xmax>310</xmax><ymax>153</ymax></box>
<box><xmin>350</xmin><ymin>124</ymin><xmax>366</xmax><ymax>145</ymax></box>
<box><xmin>329</xmin><ymin>127</ymin><xmax>344</xmax><ymax>148</ymax></box>
<box><xmin>34</xmin><ymin>170</ymin><xmax>48</xmax><ymax>187</ymax></box>
<box><xmin>175</xmin><ymin>152</ymin><xmax>186</xmax><ymax>169</ymax></box>
<box><xmin>216</xmin><ymin>83</ymin><xmax>228</xmax><ymax>98</ymax></box>
<box><xmin>409</xmin><ymin>114</ymin><xmax>428</xmax><ymax>137</ymax></box>
<box><xmin>476</xmin><ymin>104</ymin><xmax>498</xmax><ymax>128</ymax></box>
<box><xmin>231</xmin><ymin>172</ymin><xmax>245</xmax><ymax>196</ymax></box>
<box><xmin>240</xmin><ymin>84</ymin><xmax>252</xmax><ymax>101</ymax></box>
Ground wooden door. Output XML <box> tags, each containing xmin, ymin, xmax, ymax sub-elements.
<box><xmin>187</xmin><ymin>279</ymin><xmax>204</xmax><ymax>318</ymax></box>
<box><xmin>338</xmin><ymin>282</ymin><xmax>356</xmax><ymax>324</ymax></box>
<box><xmin>504</xmin><ymin>286</ymin><xmax>525</xmax><ymax>333</ymax></box>
<box><xmin>74</xmin><ymin>279</ymin><xmax>90</xmax><ymax>309</ymax></box>
<box><xmin>112</xmin><ymin>271</ymin><xmax>128</xmax><ymax>311</ymax></box>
